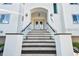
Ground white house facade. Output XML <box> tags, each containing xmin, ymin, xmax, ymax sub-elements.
<box><xmin>0</xmin><ymin>3</ymin><xmax>79</xmax><ymax>56</ymax></box>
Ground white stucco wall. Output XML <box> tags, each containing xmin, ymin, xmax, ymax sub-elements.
<box><xmin>54</xmin><ymin>34</ymin><xmax>74</xmax><ymax>56</ymax></box>
<box><xmin>0</xmin><ymin>3</ymin><xmax>66</xmax><ymax>34</ymax></box>
<box><xmin>0</xmin><ymin>4</ymin><xmax>22</xmax><ymax>34</ymax></box>
<box><xmin>52</xmin><ymin>3</ymin><xmax>64</xmax><ymax>33</ymax></box>
<box><xmin>0</xmin><ymin>3</ymin><xmax>79</xmax><ymax>35</ymax></box>
<box><xmin>3</xmin><ymin>34</ymin><xmax>23</xmax><ymax>56</ymax></box>
<box><xmin>62</xmin><ymin>3</ymin><xmax>79</xmax><ymax>35</ymax></box>
<box><xmin>22</xmin><ymin>3</ymin><xmax>63</xmax><ymax>33</ymax></box>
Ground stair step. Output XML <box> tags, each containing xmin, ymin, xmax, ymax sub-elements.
<box><xmin>24</xmin><ymin>38</ymin><xmax>54</xmax><ymax>40</ymax></box>
<box><xmin>23</xmin><ymin>39</ymin><xmax>55</xmax><ymax>42</ymax></box>
<box><xmin>22</xmin><ymin>47</ymin><xmax>56</xmax><ymax>50</ymax></box>
<box><xmin>22</xmin><ymin>43</ymin><xmax>55</xmax><ymax>46</ymax></box>
<box><xmin>21</xmin><ymin>29</ymin><xmax>56</xmax><ymax>56</ymax></box>
<box><xmin>28</xmin><ymin>33</ymin><xmax>50</xmax><ymax>34</ymax></box>
<box><xmin>29</xmin><ymin>30</ymin><xmax>49</xmax><ymax>33</ymax></box>
<box><xmin>28</xmin><ymin>33</ymin><xmax>51</xmax><ymax>35</ymax></box>
<box><xmin>22</xmin><ymin>50</ymin><xmax>56</xmax><ymax>54</ymax></box>
<box><xmin>23</xmin><ymin>40</ymin><xmax>55</xmax><ymax>43</ymax></box>
<box><xmin>21</xmin><ymin>54</ymin><xmax>56</xmax><ymax>56</ymax></box>
<box><xmin>27</xmin><ymin>37</ymin><xmax>51</xmax><ymax>39</ymax></box>
<box><xmin>26</xmin><ymin>35</ymin><xmax>53</xmax><ymax>37</ymax></box>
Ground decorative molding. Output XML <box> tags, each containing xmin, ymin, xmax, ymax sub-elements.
<box><xmin>6</xmin><ymin>33</ymin><xmax>23</xmax><ymax>35</ymax></box>
<box><xmin>67</xmin><ymin>28</ymin><xmax>79</xmax><ymax>31</ymax></box>
<box><xmin>54</xmin><ymin>33</ymin><xmax>72</xmax><ymax>35</ymax></box>
<box><xmin>0</xmin><ymin>36</ymin><xmax>6</xmax><ymax>38</ymax></box>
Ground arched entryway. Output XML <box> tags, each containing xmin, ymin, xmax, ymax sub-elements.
<box><xmin>31</xmin><ymin>7</ymin><xmax>48</xmax><ymax>30</ymax></box>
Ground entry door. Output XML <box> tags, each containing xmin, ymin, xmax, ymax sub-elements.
<box><xmin>35</xmin><ymin>21</ymin><xmax>43</xmax><ymax>29</ymax></box>
<box><xmin>35</xmin><ymin>21</ymin><xmax>40</xmax><ymax>29</ymax></box>
<box><xmin>40</xmin><ymin>21</ymin><xmax>43</xmax><ymax>29</ymax></box>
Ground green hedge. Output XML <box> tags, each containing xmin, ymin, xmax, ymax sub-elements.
<box><xmin>73</xmin><ymin>42</ymin><xmax>79</xmax><ymax>49</ymax></box>
<box><xmin>0</xmin><ymin>44</ymin><xmax>4</xmax><ymax>48</ymax></box>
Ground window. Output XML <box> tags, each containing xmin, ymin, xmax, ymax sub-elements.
<box><xmin>36</xmin><ymin>21</ymin><xmax>38</xmax><ymax>25</ymax></box>
<box><xmin>72</xmin><ymin>15</ymin><xmax>79</xmax><ymax>24</ymax></box>
<box><xmin>40</xmin><ymin>22</ymin><xmax>42</xmax><ymax>24</ymax></box>
<box><xmin>0</xmin><ymin>14</ymin><xmax>10</xmax><ymax>24</ymax></box>
<box><xmin>53</xmin><ymin>3</ymin><xmax>57</xmax><ymax>14</ymax></box>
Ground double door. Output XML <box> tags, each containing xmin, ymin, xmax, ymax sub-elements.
<box><xmin>35</xmin><ymin>21</ymin><xmax>43</xmax><ymax>29</ymax></box>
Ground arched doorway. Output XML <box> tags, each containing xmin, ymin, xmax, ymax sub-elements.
<box><xmin>31</xmin><ymin>7</ymin><xmax>48</xmax><ymax>30</ymax></box>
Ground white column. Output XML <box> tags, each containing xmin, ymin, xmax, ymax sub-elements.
<box><xmin>3</xmin><ymin>33</ymin><xmax>23</xmax><ymax>56</ymax></box>
<box><xmin>54</xmin><ymin>33</ymin><xmax>74</xmax><ymax>56</ymax></box>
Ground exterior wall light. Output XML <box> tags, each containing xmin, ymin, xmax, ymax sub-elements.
<box><xmin>50</xmin><ymin>13</ymin><xmax>53</xmax><ymax>17</ymax></box>
<box><xmin>25</xmin><ymin>14</ymin><xmax>28</xmax><ymax>17</ymax></box>
<box><xmin>50</xmin><ymin>13</ymin><xmax>54</xmax><ymax>22</ymax></box>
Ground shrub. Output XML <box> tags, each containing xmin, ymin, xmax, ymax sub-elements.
<box><xmin>73</xmin><ymin>42</ymin><xmax>79</xmax><ymax>49</ymax></box>
<box><xmin>0</xmin><ymin>44</ymin><xmax>4</xmax><ymax>48</ymax></box>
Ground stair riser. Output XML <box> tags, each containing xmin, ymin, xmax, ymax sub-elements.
<box><xmin>21</xmin><ymin>29</ymin><xmax>56</xmax><ymax>56</ymax></box>
<box><xmin>25</xmin><ymin>38</ymin><xmax>53</xmax><ymax>40</ymax></box>
<box><xmin>22</xmin><ymin>45</ymin><xmax>56</xmax><ymax>47</ymax></box>
<box><xmin>27</xmin><ymin>37</ymin><xmax>51</xmax><ymax>39</ymax></box>
<box><xmin>23</xmin><ymin>41</ymin><xmax>55</xmax><ymax>43</ymax></box>
<box><xmin>29</xmin><ymin>31</ymin><xmax>49</xmax><ymax>33</ymax></box>
<box><xmin>21</xmin><ymin>54</ymin><xmax>56</xmax><ymax>56</ymax></box>
<box><xmin>22</xmin><ymin>50</ymin><xmax>56</xmax><ymax>54</ymax></box>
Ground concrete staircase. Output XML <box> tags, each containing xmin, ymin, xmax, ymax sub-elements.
<box><xmin>21</xmin><ymin>29</ymin><xmax>56</xmax><ymax>56</ymax></box>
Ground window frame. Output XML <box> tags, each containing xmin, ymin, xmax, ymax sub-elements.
<box><xmin>0</xmin><ymin>14</ymin><xmax>10</xmax><ymax>24</ymax></box>
<box><xmin>53</xmin><ymin>3</ymin><xmax>58</xmax><ymax>14</ymax></box>
<box><xmin>72</xmin><ymin>14</ymin><xmax>79</xmax><ymax>24</ymax></box>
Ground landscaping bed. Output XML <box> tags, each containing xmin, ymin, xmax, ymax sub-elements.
<box><xmin>72</xmin><ymin>42</ymin><xmax>79</xmax><ymax>53</ymax></box>
<box><xmin>0</xmin><ymin>44</ymin><xmax>4</xmax><ymax>56</ymax></box>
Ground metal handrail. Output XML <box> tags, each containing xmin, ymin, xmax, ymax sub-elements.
<box><xmin>46</xmin><ymin>22</ymin><xmax>57</xmax><ymax>33</ymax></box>
<box><xmin>21</xmin><ymin>22</ymin><xmax>31</xmax><ymax>32</ymax></box>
